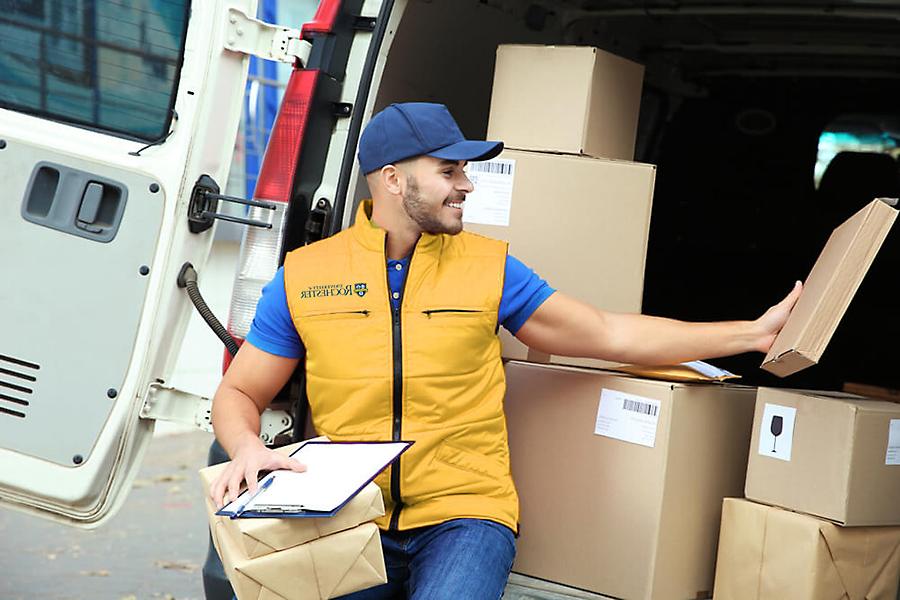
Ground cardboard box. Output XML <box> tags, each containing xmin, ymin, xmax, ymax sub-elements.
<box><xmin>505</xmin><ymin>362</ymin><xmax>757</xmax><ymax>600</ymax></box>
<box><xmin>762</xmin><ymin>198</ymin><xmax>897</xmax><ymax>377</ymax></box>
<box><xmin>214</xmin><ymin>519</ymin><xmax>387</xmax><ymax>600</ymax></box>
<box><xmin>745</xmin><ymin>387</ymin><xmax>900</xmax><ymax>526</ymax></box>
<box><xmin>713</xmin><ymin>498</ymin><xmax>900</xmax><ymax>600</ymax></box>
<box><xmin>199</xmin><ymin>441</ymin><xmax>388</xmax><ymax>599</ymax></box>
<box><xmin>487</xmin><ymin>44</ymin><xmax>645</xmax><ymax>159</ymax></box>
<box><xmin>463</xmin><ymin>149</ymin><xmax>655</xmax><ymax>369</ymax></box>
<box><xmin>199</xmin><ymin>442</ymin><xmax>386</xmax><ymax>559</ymax></box>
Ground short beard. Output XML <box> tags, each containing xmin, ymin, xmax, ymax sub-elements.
<box><xmin>401</xmin><ymin>174</ymin><xmax>463</xmax><ymax>235</ymax></box>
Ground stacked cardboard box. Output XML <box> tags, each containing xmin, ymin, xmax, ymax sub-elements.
<box><xmin>712</xmin><ymin>387</ymin><xmax>900</xmax><ymax>600</ymax></box>
<box><xmin>505</xmin><ymin>362</ymin><xmax>758</xmax><ymax>600</ymax></box>
<box><xmin>466</xmin><ymin>44</ymin><xmax>653</xmax><ymax>370</ymax></box>
<box><xmin>476</xmin><ymin>43</ymin><xmax>761</xmax><ymax>600</ymax></box>
<box><xmin>199</xmin><ymin>442</ymin><xmax>388</xmax><ymax>600</ymax></box>
<box><xmin>711</xmin><ymin>199</ymin><xmax>900</xmax><ymax>599</ymax></box>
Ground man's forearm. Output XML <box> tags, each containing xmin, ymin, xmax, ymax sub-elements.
<box><xmin>211</xmin><ymin>387</ymin><xmax>266</xmax><ymax>458</ymax></box>
<box><xmin>603</xmin><ymin>312</ymin><xmax>763</xmax><ymax>365</ymax></box>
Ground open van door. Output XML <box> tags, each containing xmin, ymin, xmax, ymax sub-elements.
<box><xmin>0</xmin><ymin>0</ymin><xmax>298</xmax><ymax>527</ymax></box>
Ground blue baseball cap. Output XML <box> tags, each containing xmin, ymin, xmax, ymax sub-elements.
<box><xmin>358</xmin><ymin>102</ymin><xmax>504</xmax><ymax>174</ymax></box>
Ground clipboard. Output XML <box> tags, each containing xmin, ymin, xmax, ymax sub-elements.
<box><xmin>217</xmin><ymin>440</ymin><xmax>412</xmax><ymax>519</ymax></box>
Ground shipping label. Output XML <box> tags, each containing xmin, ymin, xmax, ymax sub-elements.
<box><xmin>758</xmin><ymin>403</ymin><xmax>797</xmax><ymax>462</ymax></box>
<box><xmin>462</xmin><ymin>159</ymin><xmax>515</xmax><ymax>226</ymax></box>
<box><xmin>594</xmin><ymin>388</ymin><xmax>661</xmax><ymax>448</ymax></box>
<box><xmin>887</xmin><ymin>419</ymin><xmax>900</xmax><ymax>466</ymax></box>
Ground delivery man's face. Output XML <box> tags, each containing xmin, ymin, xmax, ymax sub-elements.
<box><xmin>400</xmin><ymin>157</ymin><xmax>474</xmax><ymax>235</ymax></box>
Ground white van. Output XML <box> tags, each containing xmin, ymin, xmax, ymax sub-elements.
<box><xmin>2</xmin><ymin>1</ymin><xmax>898</xmax><ymax>599</ymax></box>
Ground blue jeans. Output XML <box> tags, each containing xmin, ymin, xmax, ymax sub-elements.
<box><xmin>336</xmin><ymin>518</ymin><xmax>517</xmax><ymax>600</ymax></box>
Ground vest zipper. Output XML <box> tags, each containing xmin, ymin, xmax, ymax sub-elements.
<box><xmin>303</xmin><ymin>309</ymin><xmax>370</xmax><ymax>318</ymax></box>
<box><xmin>422</xmin><ymin>309</ymin><xmax>481</xmax><ymax>317</ymax></box>
<box><xmin>387</xmin><ymin>248</ymin><xmax>413</xmax><ymax>531</ymax></box>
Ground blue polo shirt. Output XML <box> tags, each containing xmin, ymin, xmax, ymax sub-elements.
<box><xmin>246</xmin><ymin>255</ymin><xmax>555</xmax><ymax>359</ymax></box>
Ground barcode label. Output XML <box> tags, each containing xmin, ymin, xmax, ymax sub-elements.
<box><xmin>468</xmin><ymin>161</ymin><xmax>513</xmax><ymax>175</ymax></box>
<box><xmin>462</xmin><ymin>158</ymin><xmax>516</xmax><ymax>227</ymax></box>
<box><xmin>622</xmin><ymin>398</ymin><xmax>659</xmax><ymax>417</ymax></box>
<box><xmin>595</xmin><ymin>389</ymin><xmax>661</xmax><ymax>448</ymax></box>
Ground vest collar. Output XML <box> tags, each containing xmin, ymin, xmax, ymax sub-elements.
<box><xmin>351</xmin><ymin>199</ymin><xmax>443</xmax><ymax>255</ymax></box>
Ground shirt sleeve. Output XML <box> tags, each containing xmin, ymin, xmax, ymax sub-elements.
<box><xmin>499</xmin><ymin>255</ymin><xmax>556</xmax><ymax>335</ymax></box>
<box><xmin>244</xmin><ymin>267</ymin><xmax>305</xmax><ymax>359</ymax></box>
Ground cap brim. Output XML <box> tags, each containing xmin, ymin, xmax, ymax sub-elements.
<box><xmin>427</xmin><ymin>140</ymin><xmax>504</xmax><ymax>163</ymax></box>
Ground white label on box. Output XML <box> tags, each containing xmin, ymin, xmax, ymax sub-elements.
<box><xmin>758</xmin><ymin>403</ymin><xmax>797</xmax><ymax>462</ymax></box>
<box><xmin>462</xmin><ymin>159</ymin><xmax>515</xmax><ymax>226</ymax></box>
<box><xmin>594</xmin><ymin>388</ymin><xmax>661</xmax><ymax>448</ymax></box>
<box><xmin>887</xmin><ymin>419</ymin><xmax>900</xmax><ymax>466</ymax></box>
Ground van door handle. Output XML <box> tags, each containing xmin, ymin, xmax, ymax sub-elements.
<box><xmin>76</xmin><ymin>182</ymin><xmax>105</xmax><ymax>233</ymax></box>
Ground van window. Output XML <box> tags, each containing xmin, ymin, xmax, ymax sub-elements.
<box><xmin>0</xmin><ymin>0</ymin><xmax>190</xmax><ymax>142</ymax></box>
<box><xmin>816</xmin><ymin>117</ymin><xmax>899</xmax><ymax>188</ymax></box>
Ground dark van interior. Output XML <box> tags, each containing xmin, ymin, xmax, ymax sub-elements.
<box><xmin>374</xmin><ymin>0</ymin><xmax>900</xmax><ymax>391</ymax></box>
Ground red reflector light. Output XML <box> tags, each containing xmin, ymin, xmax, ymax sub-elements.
<box><xmin>253</xmin><ymin>69</ymin><xmax>321</xmax><ymax>204</ymax></box>
<box><xmin>222</xmin><ymin>339</ymin><xmax>244</xmax><ymax>374</ymax></box>
<box><xmin>301</xmin><ymin>0</ymin><xmax>343</xmax><ymax>38</ymax></box>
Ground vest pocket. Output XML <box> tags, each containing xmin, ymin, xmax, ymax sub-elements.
<box><xmin>421</xmin><ymin>308</ymin><xmax>485</xmax><ymax>318</ymax></box>
<box><xmin>300</xmin><ymin>309</ymin><xmax>370</xmax><ymax>320</ymax></box>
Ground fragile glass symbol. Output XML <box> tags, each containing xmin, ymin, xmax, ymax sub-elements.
<box><xmin>770</xmin><ymin>415</ymin><xmax>784</xmax><ymax>452</ymax></box>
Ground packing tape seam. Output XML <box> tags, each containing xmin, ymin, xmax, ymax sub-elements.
<box><xmin>756</xmin><ymin>509</ymin><xmax>770</xmax><ymax>599</ymax></box>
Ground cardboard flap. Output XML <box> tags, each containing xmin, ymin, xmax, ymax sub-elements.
<box><xmin>762</xmin><ymin>198</ymin><xmax>897</xmax><ymax>377</ymax></box>
<box><xmin>311</xmin><ymin>522</ymin><xmax>386</xmax><ymax>598</ymax></box>
<box><xmin>819</xmin><ymin>522</ymin><xmax>900</xmax><ymax>600</ymax></box>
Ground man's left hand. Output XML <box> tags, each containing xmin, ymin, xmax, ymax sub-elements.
<box><xmin>752</xmin><ymin>280</ymin><xmax>803</xmax><ymax>353</ymax></box>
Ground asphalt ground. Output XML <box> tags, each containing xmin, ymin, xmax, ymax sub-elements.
<box><xmin>1</xmin><ymin>430</ymin><xmax>216</xmax><ymax>600</ymax></box>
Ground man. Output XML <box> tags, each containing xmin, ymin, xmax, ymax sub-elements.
<box><xmin>209</xmin><ymin>102</ymin><xmax>801</xmax><ymax>599</ymax></box>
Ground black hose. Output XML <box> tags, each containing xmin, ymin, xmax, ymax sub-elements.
<box><xmin>177</xmin><ymin>262</ymin><xmax>240</xmax><ymax>357</ymax></box>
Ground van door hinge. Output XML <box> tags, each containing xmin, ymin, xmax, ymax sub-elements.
<box><xmin>188</xmin><ymin>174</ymin><xmax>276</xmax><ymax>233</ymax></box>
<box><xmin>141</xmin><ymin>384</ymin><xmax>293</xmax><ymax>444</ymax></box>
<box><xmin>223</xmin><ymin>8</ymin><xmax>312</xmax><ymax>66</ymax></box>
<box><xmin>304</xmin><ymin>198</ymin><xmax>334</xmax><ymax>244</ymax></box>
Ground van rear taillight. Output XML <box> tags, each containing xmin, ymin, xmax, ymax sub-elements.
<box><xmin>301</xmin><ymin>0</ymin><xmax>343</xmax><ymax>38</ymax></box>
<box><xmin>224</xmin><ymin>68</ymin><xmax>321</xmax><ymax>373</ymax></box>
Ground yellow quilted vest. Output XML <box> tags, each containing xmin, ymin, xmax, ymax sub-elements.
<box><xmin>283</xmin><ymin>200</ymin><xmax>517</xmax><ymax>532</ymax></box>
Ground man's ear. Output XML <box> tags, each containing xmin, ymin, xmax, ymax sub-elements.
<box><xmin>381</xmin><ymin>164</ymin><xmax>404</xmax><ymax>196</ymax></box>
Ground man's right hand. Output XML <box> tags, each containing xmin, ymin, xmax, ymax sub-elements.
<box><xmin>209</xmin><ymin>436</ymin><xmax>307</xmax><ymax>509</ymax></box>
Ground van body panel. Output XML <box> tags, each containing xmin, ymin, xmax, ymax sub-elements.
<box><xmin>0</xmin><ymin>0</ymin><xmax>256</xmax><ymax>527</ymax></box>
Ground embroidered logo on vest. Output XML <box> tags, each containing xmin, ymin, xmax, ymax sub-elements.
<box><xmin>299</xmin><ymin>283</ymin><xmax>368</xmax><ymax>299</ymax></box>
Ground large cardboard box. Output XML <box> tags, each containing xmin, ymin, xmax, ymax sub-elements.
<box><xmin>745</xmin><ymin>387</ymin><xmax>900</xmax><ymax>526</ymax></box>
<box><xmin>199</xmin><ymin>442</ymin><xmax>388</xmax><ymax>599</ymax></box>
<box><xmin>487</xmin><ymin>44</ymin><xmax>645</xmax><ymax>159</ymax></box>
<box><xmin>464</xmin><ymin>149</ymin><xmax>655</xmax><ymax>369</ymax></box>
<box><xmin>505</xmin><ymin>362</ymin><xmax>757</xmax><ymax>600</ymax></box>
<box><xmin>762</xmin><ymin>198</ymin><xmax>897</xmax><ymax>377</ymax></box>
<box><xmin>713</xmin><ymin>498</ymin><xmax>900</xmax><ymax>600</ymax></box>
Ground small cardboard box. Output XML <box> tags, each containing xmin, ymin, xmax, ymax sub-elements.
<box><xmin>762</xmin><ymin>198</ymin><xmax>897</xmax><ymax>377</ymax></box>
<box><xmin>713</xmin><ymin>498</ymin><xmax>900</xmax><ymax>600</ymax></box>
<box><xmin>463</xmin><ymin>149</ymin><xmax>655</xmax><ymax>369</ymax></box>
<box><xmin>487</xmin><ymin>44</ymin><xmax>644</xmax><ymax>159</ymax></box>
<box><xmin>214</xmin><ymin>519</ymin><xmax>386</xmax><ymax>600</ymax></box>
<box><xmin>505</xmin><ymin>362</ymin><xmax>757</xmax><ymax>600</ymax></box>
<box><xmin>199</xmin><ymin>442</ymin><xmax>388</xmax><ymax>599</ymax></box>
<box><xmin>199</xmin><ymin>442</ymin><xmax>386</xmax><ymax>559</ymax></box>
<box><xmin>745</xmin><ymin>387</ymin><xmax>900</xmax><ymax>526</ymax></box>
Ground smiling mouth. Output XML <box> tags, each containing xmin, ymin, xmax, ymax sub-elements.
<box><xmin>446</xmin><ymin>201</ymin><xmax>464</xmax><ymax>210</ymax></box>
